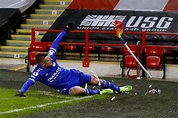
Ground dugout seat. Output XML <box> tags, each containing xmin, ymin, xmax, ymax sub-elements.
<box><xmin>28</xmin><ymin>42</ymin><xmax>47</xmax><ymax>65</ymax></box>
<box><xmin>26</xmin><ymin>42</ymin><xmax>47</xmax><ymax>72</ymax></box>
<box><xmin>81</xmin><ymin>46</ymin><xmax>98</xmax><ymax>60</ymax></box>
<box><xmin>61</xmin><ymin>45</ymin><xmax>81</xmax><ymax>59</ymax></box>
<box><xmin>122</xmin><ymin>45</ymin><xmax>140</xmax><ymax>68</ymax></box>
<box><xmin>98</xmin><ymin>46</ymin><xmax>119</xmax><ymax>61</ymax></box>
<box><xmin>30</xmin><ymin>42</ymin><xmax>46</xmax><ymax>51</ymax></box>
<box><xmin>145</xmin><ymin>46</ymin><xmax>165</xmax><ymax>79</ymax></box>
<box><xmin>124</xmin><ymin>55</ymin><xmax>138</xmax><ymax>67</ymax></box>
<box><xmin>145</xmin><ymin>46</ymin><xmax>163</xmax><ymax>69</ymax></box>
<box><xmin>64</xmin><ymin>45</ymin><xmax>78</xmax><ymax>51</ymax></box>
<box><xmin>121</xmin><ymin>45</ymin><xmax>142</xmax><ymax>78</ymax></box>
<box><xmin>146</xmin><ymin>56</ymin><xmax>161</xmax><ymax>68</ymax></box>
<box><xmin>29</xmin><ymin>51</ymin><xmax>39</xmax><ymax>65</ymax></box>
<box><xmin>100</xmin><ymin>46</ymin><xmax>114</xmax><ymax>52</ymax></box>
<box><xmin>46</xmin><ymin>42</ymin><xmax>52</xmax><ymax>50</ymax></box>
<box><xmin>82</xmin><ymin>46</ymin><xmax>96</xmax><ymax>51</ymax></box>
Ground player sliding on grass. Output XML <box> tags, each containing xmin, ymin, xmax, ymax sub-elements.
<box><xmin>15</xmin><ymin>23</ymin><xmax>132</xmax><ymax>97</ymax></box>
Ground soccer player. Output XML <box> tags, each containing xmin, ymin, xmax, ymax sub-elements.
<box><xmin>15</xmin><ymin>23</ymin><xmax>132</xmax><ymax>97</ymax></box>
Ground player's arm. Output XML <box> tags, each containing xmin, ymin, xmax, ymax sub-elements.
<box><xmin>50</xmin><ymin>23</ymin><xmax>74</xmax><ymax>52</ymax></box>
<box><xmin>15</xmin><ymin>79</ymin><xmax>34</xmax><ymax>97</ymax></box>
<box><xmin>15</xmin><ymin>69</ymin><xmax>40</xmax><ymax>97</ymax></box>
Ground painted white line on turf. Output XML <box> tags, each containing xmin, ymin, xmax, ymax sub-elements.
<box><xmin>0</xmin><ymin>97</ymin><xmax>22</xmax><ymax>100</ymax></box>
<box><xmin>0</xmin><ymin>96</ymin><xmax>92</xmax><ymax>115</ymax></box>
<box><xmin>38</xmin><ymin>91</ymin><xmax>74</xmax><ymax>99</ymax></box>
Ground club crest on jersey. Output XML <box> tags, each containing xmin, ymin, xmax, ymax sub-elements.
<box><xmin>30</xmin><ymin>72</ymin><xmax>39</xmax><ymax>79</ymax></box>
<box><xmin>48</xmin><ymin>50</ymin><xmax>55</xmax><ymax>56</ymax></box>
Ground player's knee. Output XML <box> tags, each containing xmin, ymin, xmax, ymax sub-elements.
<box><xmin>69</xmin><ymin>86</ymin><xmax>86</xmax><ymax>95</ymax></box>
<box><xmin>91</xmin><ymin>76</ymin><xmax>104</xmax><ymax>85</ymax></box>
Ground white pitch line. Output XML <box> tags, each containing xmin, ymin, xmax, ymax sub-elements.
<box><xmin>0</xmin><ymin>97</ymin><xmax>22</xmax><ymax>100</ymax></box>
<box><xmin>0</xmin><ymin>96</ymin><xmax>92</xmax><ymax>115</ymax></box>
<box><xmin>39</xmin><ymin>91</ymin><xmax>72</xmax><ymax>99</ymax></box>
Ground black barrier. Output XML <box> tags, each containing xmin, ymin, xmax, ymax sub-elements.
<box><xmin>0</xmin><ymin>8</ymin><xmax>21</xmax><ymax>45</ymax></box>
<box><xmin>41</xmin><ymin>9</ymin><xmax>178</xmax><ymax>45</ymax></box>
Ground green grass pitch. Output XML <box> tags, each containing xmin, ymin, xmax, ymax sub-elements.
<box><xmin>0</xmin><ymin>70</ymin><xmax>178</xmax><ymax>118</ymax></box>
<box><xmin>0</xmin><ymin>88</ymin><xmax>107</xmax><ymax>118</ymax></box>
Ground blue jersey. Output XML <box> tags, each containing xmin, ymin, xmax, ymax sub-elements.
<box><xmin>19</xmin><ymin>30</ymin><xmax>91</xmax><ymax>94</ymax></box>
<box><xmin>29</xmin><ymin>48</ymin><xmax>72</xmax><ymax>91</ymax></box>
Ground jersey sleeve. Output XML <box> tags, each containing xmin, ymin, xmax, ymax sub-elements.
<box><xmin>49</xmin><ymin>30</ymin><xmax>67</xmax><ymax>53</ymax></box>
<box><xmin>48</xmin><ymin>30</ymin><xmax>67</xmax><ymax>60</ymax></box>
<box><xmin>19</xmin><ymin>67</ymin><xmax>42</xmax><ymax>93</ymax></box>
<box><xmin>19</xmin><ymin>79</ymin><xmax>34</xmax><ymax>93</ymax></box>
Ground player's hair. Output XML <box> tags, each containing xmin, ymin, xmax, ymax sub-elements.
<box><xmin>35</xmin><ymin>52</ymin><xmax>48</xmax><ymax>64</ymax></box>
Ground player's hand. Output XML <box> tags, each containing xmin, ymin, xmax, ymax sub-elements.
<box><xmin>65</xmin><ymin>23</ymin><xmax>74</xmax><ymax>32</ymax></box>
<box><xmin>15</xmin><ymin>92</ymin><xmax>26</xmax><ymax>97</ymax></box>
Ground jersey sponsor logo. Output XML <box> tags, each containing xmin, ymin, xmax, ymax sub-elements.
<box><xmin>47</xmin><ymin>67</ymin><xmax>61</xmax><ymax>82</ymax></box>
<box><xmin>77</xmin><ymin>15</ymin><xmax>173</xmax><ymax>32</ymax></box>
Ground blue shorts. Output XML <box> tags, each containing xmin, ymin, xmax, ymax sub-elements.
<box><xmin>61</xmin><ymin>69</ymin><xmax>92</xmax><ymax>95</ymax></box>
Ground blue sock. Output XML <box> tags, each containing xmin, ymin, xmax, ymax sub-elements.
<box><xmin>85</xmin><ymin>88</ymin><xmax>100</xmax><ymax>95</ymax></box>
<box><xmin>102</xmin><ymin>80</ymin><xmax>120</xmax><ymax>92</ymax></box>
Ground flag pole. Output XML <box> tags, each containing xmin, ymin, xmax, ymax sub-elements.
<box><xmin>124</xmin><ymin>42</ymin><xmax>152</xmax><ymax>78</ymax></box>
<box><xmin>115</xmin><ymin>21</ymin><xmax>152</xmax><ymax>78</ymax></box>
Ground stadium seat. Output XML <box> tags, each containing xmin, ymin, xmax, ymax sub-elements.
<box><xmin>145</xmin><ymin>46</ymin><xmax>163</xmax><ymax>69</ymax></box>
<box><xmin>164</xmin><ymin>49</ymin><xmax>172</xmax><ymax>55</ymax></box>
<box><xmin>145</xmin><ymin>46</ymin><xmax>165</xmax><ymax>79</ymax></box>
<box><xmin>82</xmin><ymin>46</ymin><xmax>96</xmax><ymax>51</ymax></box>
<box><xmin>124</xmin><ymin>45</ymin><xmax>138</xmax><ymax>55</ymax></box>
<box><xmin>122</xmin><ymin>45</ymin><xmax>141</xmax><ymax>68</ymax></box>
<box><xmin>100</xmin><ymin>46</ymin><xmax>114</xmax><ymax>52</ymax></box>
<box><xmin>62</xmin><ymin>45</ymin><xmax>81</xmax><ymax>59</ymax></box>
<box><xmin>27</xmin><ymin>42</ymin><xmax>46</xmax><ymax>67</ymax></box>
<box><xmin>146</xmin><ymin>56</ymin><xmax>161</xmax><ymax>68</ymax></box>
<box><xmin>145</xmin><ymin>46</ymin><xmax>163</xmax><ymax>57</ymax></box>
<box><xmin>64</xmin><ymin>45</ymin><xmax>78</xmax><ymax>51</ymax></box>
<box><xmin>121</xmin><ymin>45</ymin><xmax>142</xmax><ymax>78</ymax></box>
<box><xmin>81</xmin><ymin>46</ymin><xmax>98</xmax><ymax>60</ymax></box>
<box><xmin>29</xmin><ymin>51</ymin><xmax>39</xmax><ymax>65</ymax></box>
<box><xmin>124</xmin><ymin>55</ymin><xmax>138</xmax><ymax>67</ymax></box>
<box><xmin>98</xmin><ymin>46</ymin><xmax>119</xmax><ymax>61</ymax></box>
<box><xmin>119</xmin><ymin>47</ymin><xmax>124</xmax><ymax>54</ymax></box>
<box><xmin>30</xmin><ymin>42</ymin><xmax>46</xmax><ymax>51</ymax></box>
<box><xmin>46</xmin><ymin>42</ymin><xmax>52</xmax><ymax>50</ymax></box>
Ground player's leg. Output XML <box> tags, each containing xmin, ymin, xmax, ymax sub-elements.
<box><xmin>64</xmin><ymin>70</ymin><xmax>100</xmax><ymax>95</ymax></box>
<box><xmin>90</xmin><ymin>76</ymin><xmax>119</xmax><ymax>92</ymax></box>
<box><xmin>90</xmin><ymin>76</ymin><xmax>132</xmax><ymax>93</ymax></box>
<box><xmin>69</xmin><ymin>86</ymin><xmax>100</xmax><ymax>95</ymax></box>
<box><xmin>69</xmin><ymin>86</ymin><xmax>86</xmax><ymax>95</ymax></box>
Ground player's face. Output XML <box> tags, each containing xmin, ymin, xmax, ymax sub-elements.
<box><xmin>42</xmin><ymin>55</ymin><xmax>53</xmax><ymax>68</ymax></box>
